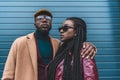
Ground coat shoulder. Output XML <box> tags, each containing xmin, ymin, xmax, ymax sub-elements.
<box><xmin>12</xmin><ymin>32</ymin><xmax>34</xmax><ymax>47</ymax></box>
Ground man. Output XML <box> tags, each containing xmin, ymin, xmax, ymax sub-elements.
<box><xmin>2</xmin><ymin>9</ymin><xmax>97</xmax><ymax>80</ymax></box>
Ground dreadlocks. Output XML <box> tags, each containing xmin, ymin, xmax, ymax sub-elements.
<box><xmin>47</xmin><ymin>17</ymin><xmax>87</xmax><ymax>80</ymax></box>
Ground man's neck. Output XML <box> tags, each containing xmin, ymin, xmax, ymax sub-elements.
<box><xmin>36</xmin><ymin>30</ymin><xmax>49</xmax><ymax>39</ymax></box>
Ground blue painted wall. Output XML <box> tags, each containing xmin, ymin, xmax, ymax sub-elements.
<box><xmin>0</xmin><ymin>0</ymin><xmax>120</xmax><ymax>80</ymax></box>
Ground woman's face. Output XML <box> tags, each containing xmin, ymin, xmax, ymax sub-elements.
<box><xmin>59</xmin><ymin>20</ymin><xmax>76</xmax><ymax>42</ymax></box>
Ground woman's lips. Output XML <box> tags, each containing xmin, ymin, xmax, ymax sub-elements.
<box><xmin>60</xmin><ymin>35</ymin><xmax>64</xmax><ymax>38</ymax></box>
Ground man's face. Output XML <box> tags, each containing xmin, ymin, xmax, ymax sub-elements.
<box><xmin>34</xmin><ymin>14</ymin><xmax>52</xmax><ymax>34</ymax></box>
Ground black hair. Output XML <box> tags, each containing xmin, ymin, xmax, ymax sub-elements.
<box><xmin>47</xmin><ymin>17</ymin><xmax>87</xmax><ymax>80</ymax></box>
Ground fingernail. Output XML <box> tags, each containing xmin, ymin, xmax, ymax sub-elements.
<box><xmin>82</xmin><ymin>55</ymin><xmax>84</xmax><ymax>58</ymax></box>
<box><xmin>86</xmin><ymin>56</ymin><xmax>89</xmax><ymax>59</ymax></box>
<box><xmin>83</xmin><ymin>45</ymin><xmax>85</xmax><ymax>48</ymax></box>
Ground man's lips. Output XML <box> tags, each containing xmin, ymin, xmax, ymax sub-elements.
<box><xmin>41</xmin><ymin>24</ymin><xmax>48</xmax><ymax>27</ymax></box>
<box><xmin>40</xmin><ymin>24</ymin><xmax>49</xmax><ymax>30</ymax></box>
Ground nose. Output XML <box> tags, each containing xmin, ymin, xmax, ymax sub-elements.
<box><xmin>60</xmin><ymin>29</ymin><xmax>64</xmax><ymax>33</ymax></box>
<box><xmin>42</xmin><ymin>18</ymin><xmax>47</xmax><ymax>23</ymax></box>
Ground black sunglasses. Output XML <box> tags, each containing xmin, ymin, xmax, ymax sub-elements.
<box><xmin>58</xmin><ymin>26</ymin><xmax>74</xmax><ymax>32</ymax></box>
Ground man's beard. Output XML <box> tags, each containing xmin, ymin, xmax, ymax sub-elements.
<box><xmin>36</xmin><ymin>24</ymin><xmax>51</xmax><ymax>35</ymax></box>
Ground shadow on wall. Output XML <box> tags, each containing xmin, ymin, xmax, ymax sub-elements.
<box><xmin>109</xmin><ymin>1</ymin><xmax>120</xmax><ymax>54</ymax></box>
<box><xmin>109</xmin><ymin>0</ymin><xmax>120</xmax><ymax>76</ymax></box>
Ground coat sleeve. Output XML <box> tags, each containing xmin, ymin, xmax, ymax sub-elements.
<box><xmin>2</xmin><ymin>40</ymin><xmax>18</xmax><ymax>80</ymax></box>
<box><xmin>82</xmin><ymin>58</ymin><xmax>99</xmax><ymax>80</ymax></box>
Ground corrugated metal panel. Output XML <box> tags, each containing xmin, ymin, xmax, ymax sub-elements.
<box><xmin>0</xmin><ymin>0</ymin><xmax>120</xmax><ymax>80</ymax></box>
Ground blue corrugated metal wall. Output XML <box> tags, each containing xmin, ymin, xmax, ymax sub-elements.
<box><xmin>0</xmin><ymin>0</ymin><xmax>120</xmax><ymax>80</ymax></box>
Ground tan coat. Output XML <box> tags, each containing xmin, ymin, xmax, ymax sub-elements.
<box><xmin>2</xmin><ymin>32</ymin><xmax>60</xmax><ymax>80</ymax></box>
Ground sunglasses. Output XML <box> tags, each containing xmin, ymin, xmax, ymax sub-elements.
<box><xmin>58</xmin><ymin>26</ymin><xmax>74</xmax><ymax>32</ymax></box>
<box><xmin>36</xmin><ymin>15</ymin><xmax>52</xmax><ymax>20</ymax></box>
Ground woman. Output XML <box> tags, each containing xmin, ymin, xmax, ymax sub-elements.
<box><xmin>47</xmin><ymin>17</ymin><xmax>98</xmax><ymax>80</ymax></box>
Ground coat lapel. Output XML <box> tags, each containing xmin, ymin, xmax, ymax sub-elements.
<box><xmin>50</xmin><ymin>37</ymin><xmax>60</xmax><ymax>58</ymax></box>
<box><xmin>26</xmin><ymin>33</ymin><xmax>37</xmax><ymax>80</ymax></box>
<box><xmin>50</xmin><ymin>37</ymin><xmax>56</xmax><ymax>57</ymax></box>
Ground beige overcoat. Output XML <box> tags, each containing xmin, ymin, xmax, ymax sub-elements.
<box><xmin>2</xmin><ymin>32</ymin><xmax>60</xmax><ymax>80</ymax></box>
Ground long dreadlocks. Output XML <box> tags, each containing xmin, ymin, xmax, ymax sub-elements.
<box><xmin>47</xmin><ymin>17</ymin><xmax>87</xmax><ymax>80</ymax></box>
